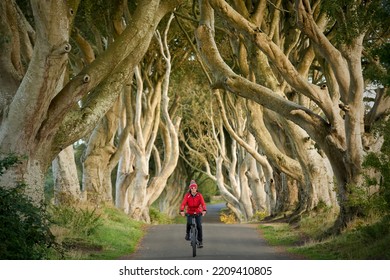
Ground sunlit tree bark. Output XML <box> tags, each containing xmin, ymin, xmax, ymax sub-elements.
<box><xmin>52</xmin><ymin>145</ymin><xmax>81</xmax><ymax>204</ymax></box>
<box><xmin>115</xmin><ymin>15</ymin><xmax>181</xmax><ymax>222</ymax></box>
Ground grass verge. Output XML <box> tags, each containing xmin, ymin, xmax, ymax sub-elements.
<box><xmin>258</xmin><ymin>212</ymin><xmax>390</xmax><ymax>259</ymax></box>
<box><xmin>49</xmin><ymin>204</ymin><xmax>144</xmax><ymax>260</ymax></box>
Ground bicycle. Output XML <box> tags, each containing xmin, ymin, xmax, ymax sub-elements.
<box><xmin>186</xmin><ymin>213</ymin><xmax>201</xmax><ymax>257</ymax></box>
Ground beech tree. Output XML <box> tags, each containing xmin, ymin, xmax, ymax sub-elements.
<box><xmin>117</xmin><ymin>16</ymin><xmax>182</xmax><ymax>222</ymax></box>
<box><xmin>76</xmin><ymin>1</ymin><xmax>129</xmax><ymax>204</ymax></box>
<box><xmin>194</xmin><ymin>0</ymin><xmax>389</xmax><ymax>231</ymax></box>
<box><xmin>0</xmin><ymin>0</ymin><xmax>181</xmax><ymax>203</ymax></box>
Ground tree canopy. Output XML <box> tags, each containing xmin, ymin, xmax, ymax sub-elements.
<box><xmin>0</xmin><ymin>0</ymin><xmax>389</xmax><ymax>232</ymax></box>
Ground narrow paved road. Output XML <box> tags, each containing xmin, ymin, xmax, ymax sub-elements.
<box><xmin>121</xmin><ymin>203</ymin><xmax>299</xmax><ymax>260</ymax></box>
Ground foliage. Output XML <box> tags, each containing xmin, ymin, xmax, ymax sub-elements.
<box><xmin>365</xmin><ymin>42</ymin><xmax>390</xmax><ymax>86</ymax></box>
<box><xmin>49</xmin><ymin>204</ymin><xmax>102</xmax><ymax>237</ymax></box>
<box><xmin>197</xmin><ymin>176</ymin><xmax>218</xmax><ymax>203</ymax></box>
<box><xmin>50</xmin><ymin>205</ymin><xmax>144</xmax><ymax>260</ymax></box>
<box><xmin>290</xmin><ymin>217</ymin><xmax>390</xmax><ymax>259</ymax></box>
<box><xmin>259</xmin><ymin>224</ymin><xmax>301</xmax><ymax>247</ymax></box>
<box><xmin>363</xmin><ymin>119</ymin><xmax>390</xmax><ymax>216</ymax></box>
<box><xmin>0</xmin><ymin>155</ymin><xmax>58</xmax><ymax>260</ymax></box>
<box><xmin>299</xmin><ymin>204</ymin><xmax>338</xmax><ymax>240</ymax></box>
<box><xmin>149</xmin><ymin>207</ymin><xmax>174</xmax><ymax>224</ymax></box>
<box><xmin>86</xmin><ymin>207</ymin><xmax>143</xmax><ymax>260</ymax></box>
<box><xmin>260</xmin><ymin>214</ymin><xmax>390</xmax><ymax>259</ymax></box>
<box><xmin>0</xmin><ymin>154</ymin><xmax>20</xmax><ymax>172</ymax></box>
<box><xmin>321</xmin><ymin>0</ymin><xmax>389</xmax><ymax>45</ymax></box>
<box><xmin>251</xmin><ymin>211</ymin><xmax>267</xmax><ymax>222</ymax></box>
<box><xmin>220</xmin><ymin>210</ymin><xmax>238</xmax><ymax>224</ymax></box>
<box><xmin>74</xmin><ymin>0</ymin><xmax>115</xmax><ymax>42</ymax></box>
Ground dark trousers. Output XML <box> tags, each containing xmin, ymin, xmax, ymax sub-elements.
<box><xmin>186</xmin><ymin>215</ymin><xmax>203</xmax><ymax>242</ymax></box>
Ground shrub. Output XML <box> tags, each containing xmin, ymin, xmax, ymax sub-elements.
<box><xmin>49</xmin><ymin>204</ymin><xmax>102</xmax><ymax>237</ymax></box>
<box><xmin>0</xmin><ymin>155</ymin><xmax>57</xmax><ymax>259</ymax></box>
<box><xmin>252</xmin><ymin>211</ymin><xmax>267</xmax><ymax>222</ymax></box>
<box><xmin>363</xmin><ymin>118</ymin><xmax>390</xmax><ymax>216</ymax></box>
<box><xmin>149</xmin><ymin>207</ymin><xmax>173</xmax><ymax>224</ymax></box>
<box><xmin>220</xmin><ymin>211</ymin><xmax>237</xmax><ymax>224</ymax></box>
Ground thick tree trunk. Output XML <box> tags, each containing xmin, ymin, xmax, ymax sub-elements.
<box><xmin>82</xmin><ymin>98</ymin><xmax>121</xmax><ymax>204</ymax></box>
<box><xmin>238</xmin><ymin>153</ymin><xmax>255</xmax><ymax>220</ymax></box>
<box><xmin>126</xmin><ymin>159</ymin><xmax>150</xmax><ymax>222</ymax></box>
<box><xmin>52</xmin><ymin>145</ymin><xmax>82</xmax><ymax>204</ymax></box>
<box><xmin>0</xmin><ymin>0</ymin><xmax>70</xmax><ymax>202</ymax></box>
<box><xmin>281</xmin><ymin>117</ymin><xmax>337</xmax><ymax>218</ymax></box>
<box><xmin>115</xmin><ymin>136</ymin><xmax>134</xmax><ymax>211</ymax></box>
<box><xmin>273</xmin><ymin>172</ymin><xmax>299</xmax><ymax>216</ymax></box>
<box><xmin>245</xmin><ymin>135</ymin><xmax>268</xmax><ymax>214</ymax></box>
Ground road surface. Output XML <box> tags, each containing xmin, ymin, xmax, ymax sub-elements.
<box><xmin>121</xmin><ymin>203</ymin><xmax>299</xmax><ymax>260</ymax></box>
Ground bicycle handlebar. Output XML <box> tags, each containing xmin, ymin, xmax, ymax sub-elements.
<box><xmin>185</xmin><ymin>213</ymin><xmax>202</xmax><ymax>217</ymax></box>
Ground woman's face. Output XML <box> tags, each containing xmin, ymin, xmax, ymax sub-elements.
<box><xmin>190</xmin><ymin>186</ymin><xmax>197</xmax><ymax>194</ymax></box>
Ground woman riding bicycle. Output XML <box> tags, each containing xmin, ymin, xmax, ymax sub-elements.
<box><xmin>179</xmin><ymin>180</ymin><xmax>207</xmax><ymax>248</ymax></box>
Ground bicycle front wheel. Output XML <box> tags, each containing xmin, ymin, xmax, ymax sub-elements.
<box><xmin>191</xmin><ymin>227</ymin><xmax>197</xmax><ymax>257</ymax></box>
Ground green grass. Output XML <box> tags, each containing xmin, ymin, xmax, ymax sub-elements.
<box><xmin>259</xmin><ymin>224</ymin><xmax>301</xmax><ymax>246</ymax></box>
<box><xmin>259</xmin><ymin>214</ymin><xmax>390</xmax><ymax>260</ymax></box>
<box><xmin>49</xmin><ymin>204</ymin><xmax>193</xmax><ymax>259</ymax></box>
<box><xmin>173</xmin><ymin>215</ymin><xmax>187</xmax><ymax>224</ymax></box>
<box><xmin>85</xmin><ymin>207</ymin><xmax>144</xmax><ymax>259</ymax></box>
<box><xmin>50</xmin><ymin>205</ymin><xmax>144</xmax><ymax>260</ymax></box>
<box><xmin>293</xmin><ymin>216</ymin><xmax>390</xmax><ymax>259</ymax></box>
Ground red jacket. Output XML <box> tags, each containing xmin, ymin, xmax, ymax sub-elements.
<box><xmin>180</xmin><ymin>192</ymin><xmax>207</xmax><ymax>215</ymax></box>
